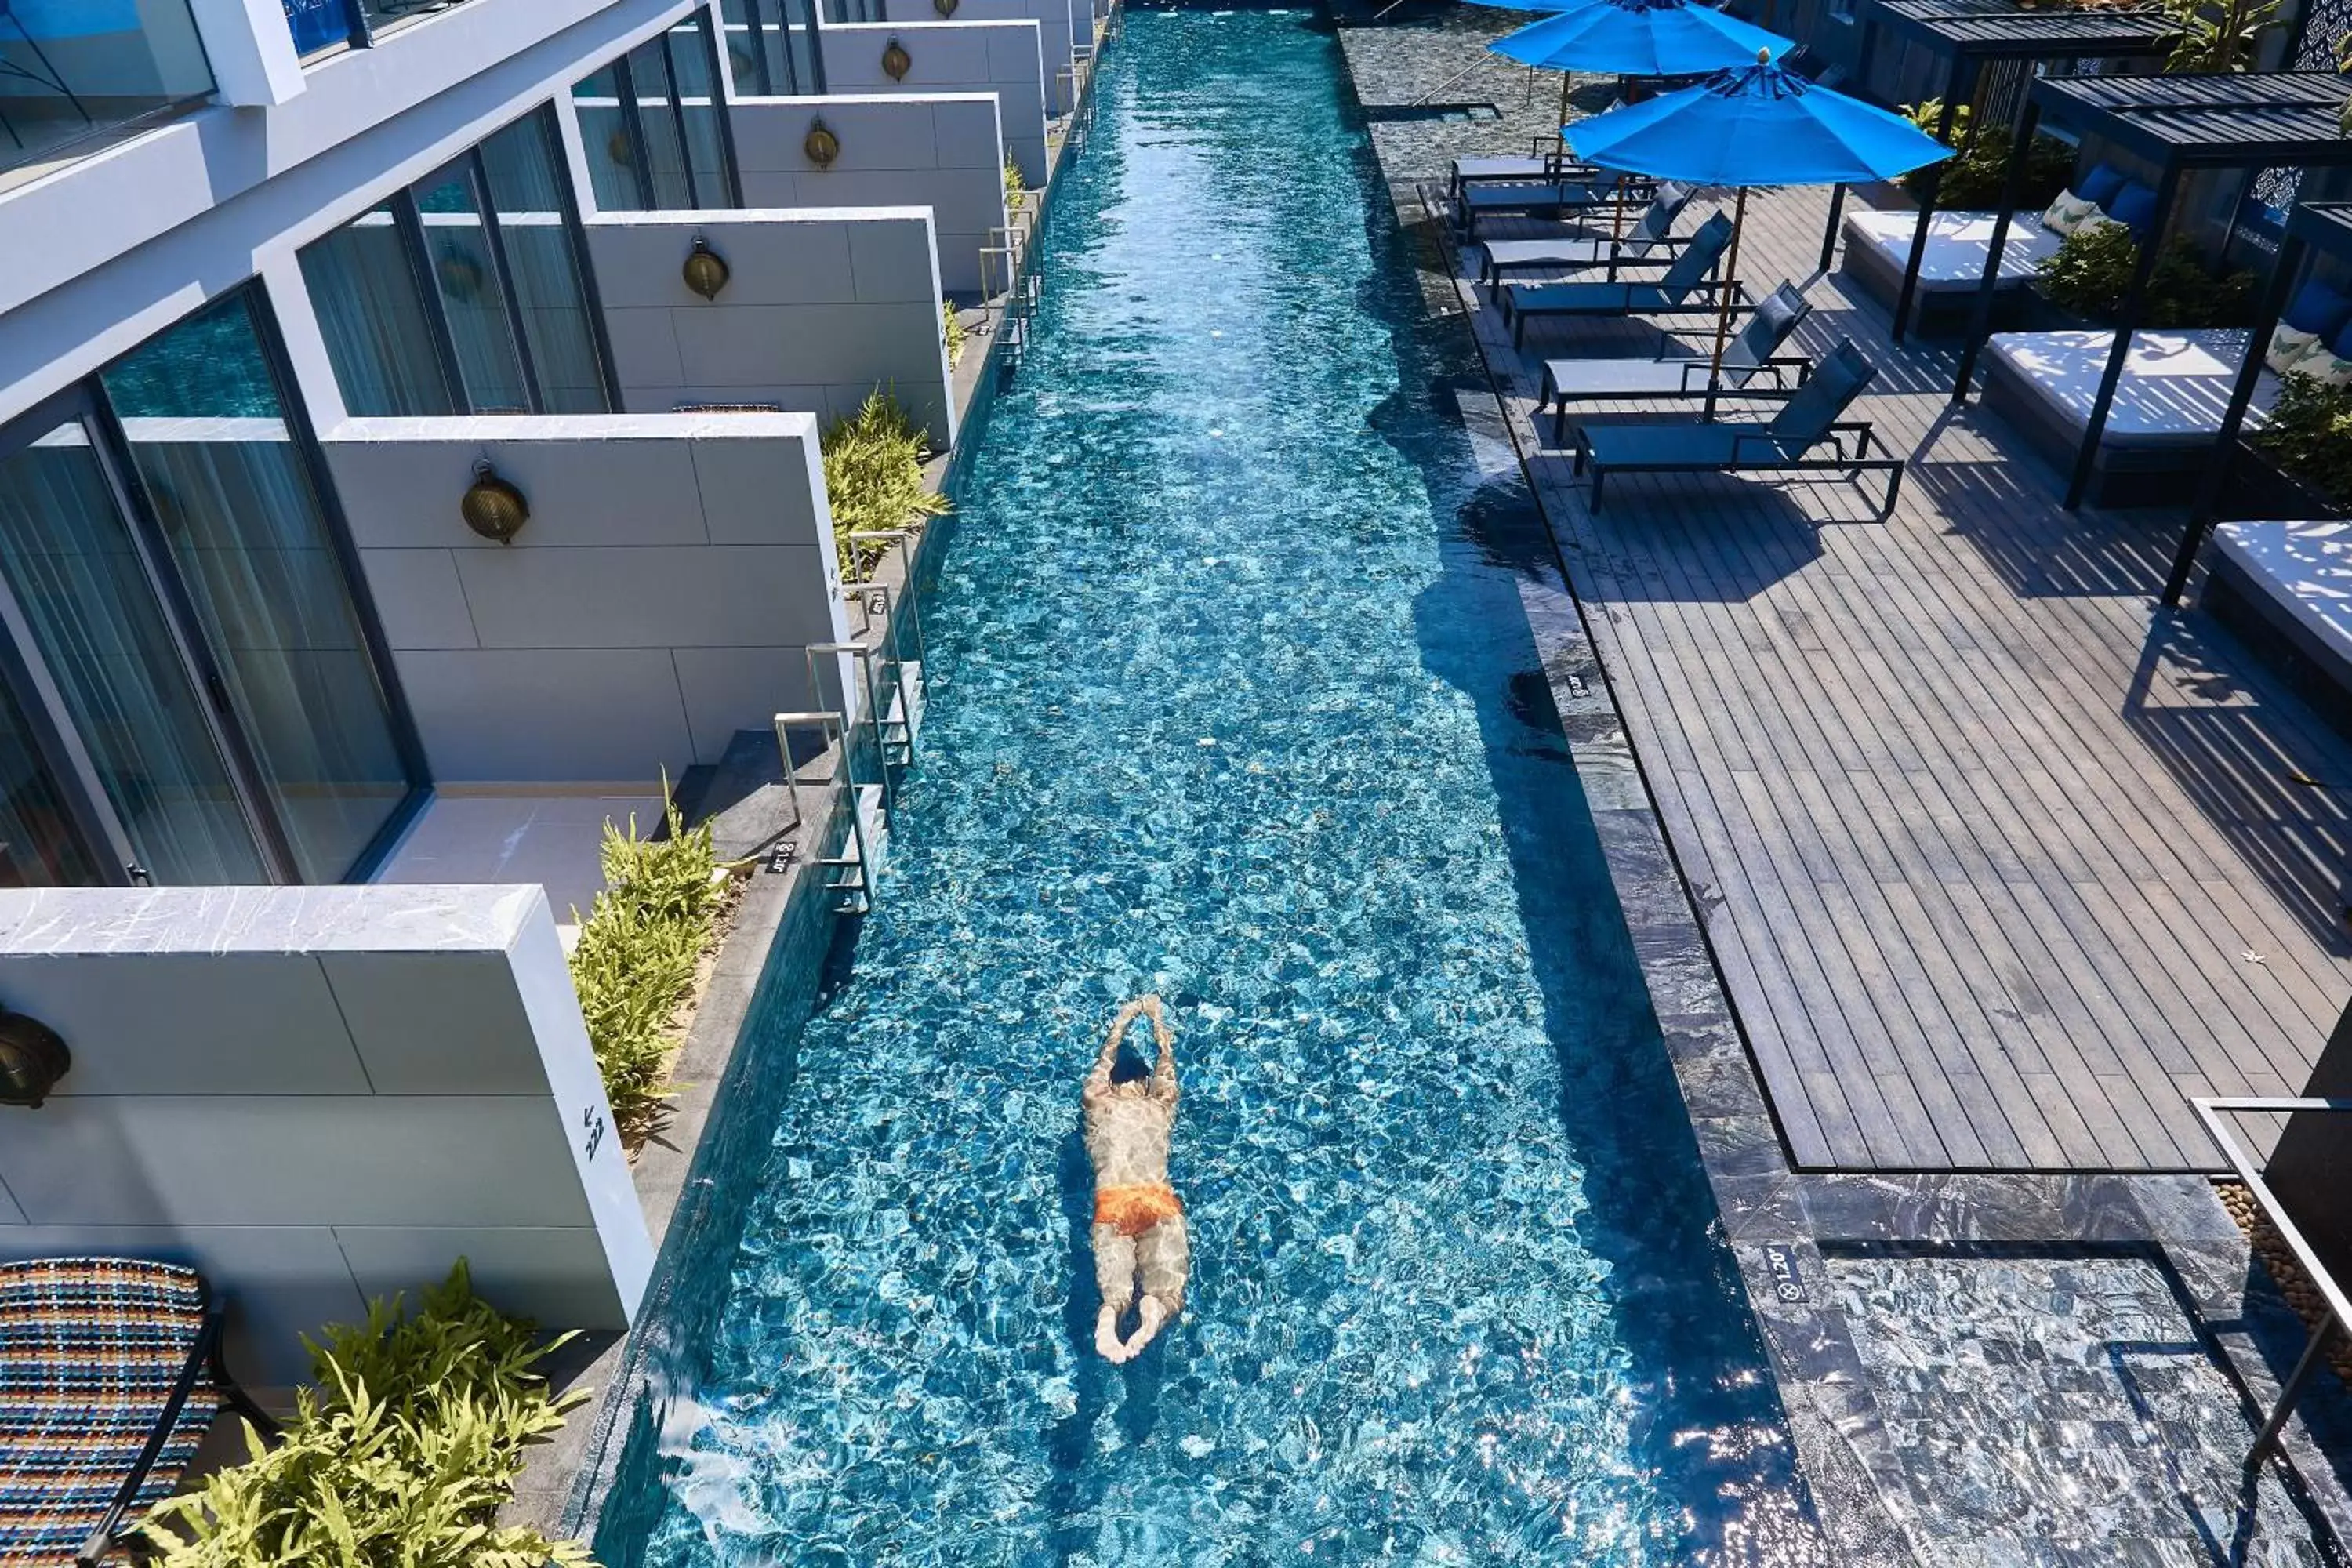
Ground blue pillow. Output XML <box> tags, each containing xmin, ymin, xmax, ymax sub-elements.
<box><xmin>2286</xmin><ymin>279</ymin><xmax>2352</xmax><ymax>338</ymax></box>
<box><xmin>2105</xmin><ymin>180</ymin><xmax>2158</xmax><ymax>235</ymax></box>
<box><xmin>2074</xmin><ymin>162</ymin><xmax>2125</xmax><ymax>206</ymax></box>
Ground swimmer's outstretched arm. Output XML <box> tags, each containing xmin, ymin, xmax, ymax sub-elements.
<box><xmin>1144</xmin><ymin>998</ymin><xmax>1178</xmax><ymax>1109</ymax></box>
<box><xmin>1085</xmin><ymin>998</ymin><xmax>1145</xmax><ymax>1106</ymax></box>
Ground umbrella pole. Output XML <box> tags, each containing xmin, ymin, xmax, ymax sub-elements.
<box><xmin>1557</xmin><ymin>71</ymin><xmax>1571</xmax><ymax>158</ymax></box>
<box><xmin>1706</xmin><ymin>187</ymin><xmax>1749</xmax><ymax>423</ymax></box>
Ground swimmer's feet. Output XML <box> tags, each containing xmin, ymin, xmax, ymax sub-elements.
<box><xmin>1096</xmin><ymin>1305</ymin><xmax>1130</xmax><ymax>1363</ymax></box>
<box><xmin>1121</xmin><ymin>1297</ymin><xmax>1168</xmax><ymax>1359</ymax></box>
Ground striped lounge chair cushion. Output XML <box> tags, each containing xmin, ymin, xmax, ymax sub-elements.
<box><xmin>0</xmin><ymin>1259</ymin><xmax>220</xmax><ymax>1566</ymax></box>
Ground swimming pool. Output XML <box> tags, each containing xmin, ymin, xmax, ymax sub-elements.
<box><xmin>590</xmin><ymin>11</ymin><xmax>1815</xmax><ymax>1563</ymax></box>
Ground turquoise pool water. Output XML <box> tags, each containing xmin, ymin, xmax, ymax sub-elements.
<box><xmin>592</xmin><ymin>12</ymin><xmax>1813</xmax><ymax>1563</ymax></box>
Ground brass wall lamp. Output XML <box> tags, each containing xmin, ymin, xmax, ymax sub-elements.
<box><xmin>683</xmin><ymin>234</ymin><xmax>731</xmax><ymax>300</ymax></box>
<box><xmin>461</xmin><ymin>459</ymin><xmax>530</xmax><ymax>545</ymax></box>
<box><xmin>933</xmin><ymin>0</ymin><xmax>959</xmax><ymax>16</ymax></box>
<box><xmin>882</xmin><ymin>36</ymin><xmax>913</xmax><ymax>79</ymax></box>
<box><xmin>0</xmin><ymin>1008</ymin><xmax>68</xmax><ymax>1109</ymax></box>
<box><xmin>804</xmin><ymin>116</ymin><xmax>840</xmax><ymax>169</ymax></box>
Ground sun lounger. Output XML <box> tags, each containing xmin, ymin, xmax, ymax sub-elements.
<box><xmin>1477</xmin><ymin>183</ymin><xmax>1692</xmax><ymax>290</ymax></box>
<box><xmin>1538</xmin><ymin>281</ymin><xmax>1814</xmax><ymax>441</ymax></box>
<box><xmin>1568</xmin><ymin>338</ymin><xmax>1903</xmax><ymax>514</ymax></box>
<box><xmin>1501</xmin><ymin>211</ymin><xmax>1739</xmax><ymax>347</ymax></box>
<box><xmin>1454</xmin><ymin>172</ymin><xmax>1650</xmax><ymax>239</ymax></box>
<box><xmin>1449</xmin><ymin>153</ymin><xmax>1592</xmax><ymax>207</ymax></box>
<box><xmin>0</xmin><ymin>1257</ymin><xmax>274</xmax><ymax>1567</ymax></box>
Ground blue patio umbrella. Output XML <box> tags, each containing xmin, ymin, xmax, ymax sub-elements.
<box><xmin>1490</xmin><ymin>0</ymin><xmax>1793</xmax><ymax>79</ymax></box>
<box><xmin>1563</xmin><ymin>49</ymin><xmax>1947</xmax><ymax>386</ymax></box>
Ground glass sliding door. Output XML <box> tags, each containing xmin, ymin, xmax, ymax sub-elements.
<box><xmin>572</xmin><ymin>13</ymin><xmax>745</xmax><ymax>211</ymax></box>
<box><xmin>297</xmin><ymin>204</ymin><xmax>459</xmax><ymax>418</ymax></box>
<box><xmin>0</xmin><ymin>415</ymin><xmax>268</xmax><ymax>885</ymax></box>
<box><xmin>722</xmin><ymin>0</ymin><xmax>826</xmax><ymax>96</ymax></box>
<box><xmin>479</xmin><ymin>114</ymin><xmax>612</xmax><ymax>415</ymax></box>
<box><xmin>298</xmin><ymin>106</ymin><xmax>615</xmax><ymax>416</ymax></box>
<box><xmin>100</xmin><ymin>293</ymin><xmax>421</xmax><ymax>885</ymax></box>
<box><xmin>0</xmin><ymin>672</ymin><xmax>100</xmax><ymax>888</ymax></box>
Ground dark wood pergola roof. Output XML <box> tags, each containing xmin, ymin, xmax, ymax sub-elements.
<box><xmin>1857</xmin><ymin>0</ymin><xmax>2178</xmax><ymax>64</ymax></box>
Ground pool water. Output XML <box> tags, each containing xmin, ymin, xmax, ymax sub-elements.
<box><xmin>593</xmin><ymin>12</ymin><xmax>1815</xmax><ymax>1564</ymax></box>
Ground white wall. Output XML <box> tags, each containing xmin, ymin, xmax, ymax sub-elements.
<box><xmin>940</xmin><ymin>0</ymin><xmax>1079</xmax><ymax>114</ymax></box>
<box><xmin>729</xmin><ymin>95</ymin><xmax>1007</xmax><ymax>296</ymax></box>
<box><xmin>0</xmin><ymin>884</ymin><xmax>651</xmax><ymax>1385</ymax></box>
<box><xmin>819</xmin><ymin>20</ymin><xmax>1048</xmax><ymax>189</ymax></box>
<box><xmin>586</xmin><ymin>208</ymin><xmax>956</xmax><ymax>445</ymax></box>
<box><xmin>320</xmin><ymin>412</ymin><xmax>856</xmax><ymax>784</ymax></box>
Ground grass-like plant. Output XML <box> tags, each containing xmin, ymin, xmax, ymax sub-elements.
<box><xmin>141</xmin><ymin>1261</ymin><xmax>595</xmax><ymax>1568</ymax></box>
<box><xmin>2158</xmin><ymin>0</ymin><xmax>2281</xmax><ymax>71</ymax></box>
<box><xmin>1004</xmin><ymin>154</ymin><xmax>1027</xmax><ymax>210</ymax></box>
<box><xmin>2252</xmin><ymin>372</ymin><xmax>2352</xmax><ymax>504</ymax></box>
<box><xmin>821</xmin><ymin>387</ymin><xmax>952</xmax><ymax>575</ymax></box>
<box><xmin>2035</xmin><ymin>221</ymin><xmax>2254</xmax><ymax>328</ymax></box>
<box><xmin>570</xmin><ymin>791</ymin><xmax>724</xmax><ymax>1142</ymax></box>
<box><xmin>942</xmin><ymin>296</ymin><xmax>967</xmax><ymax>369</ymax></box>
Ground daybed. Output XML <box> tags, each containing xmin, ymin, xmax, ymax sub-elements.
<box><xmin>1979</xmin><ymin>328</ymin><xmax>2278</xmax><ymax>507</ymax></box>
<box><xmin>2202</xmin><ymin>519</ymin><xmax>2352</xmax><ymax>741</ymax></box>
<box><xmin>1838</xmin><ymin>207</ymin><xmax>2060</xmax><ymax>336</ymax></box>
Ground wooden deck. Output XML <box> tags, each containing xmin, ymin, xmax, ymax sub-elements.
<box><xmin>1450</xmin><ymin>179</ymin><xmax>2352</xmax><ymax>1172</ymax></box>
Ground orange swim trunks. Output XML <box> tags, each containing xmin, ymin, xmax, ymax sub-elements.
<box><xmin>1094</xmin><ymin>1182</ymin><xmax>1183</xmax><ymax>1238</ymax></box>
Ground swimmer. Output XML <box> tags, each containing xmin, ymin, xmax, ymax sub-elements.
<box><xmin>1083</xmin><ymin>995</ymin><xmax>1189</xmax><ymax>1363</ymax></box>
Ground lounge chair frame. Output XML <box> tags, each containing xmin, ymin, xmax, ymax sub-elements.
<box><xmin>1570</xmin><ymin>419</ymin><xmax>1905</xmax><ymax>516</ymax></box>
<box><xmin>1542</xmin><ymin>351</ymin><xmax>1816</xmax><ymax>441</ymax></box>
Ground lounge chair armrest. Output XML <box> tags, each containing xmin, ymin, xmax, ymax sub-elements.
<box><xmin>1828</xmin><ymin>419</ymin><xmax>1878</xmax><ymax>456</ymax></box>
<box><xmin>1727</xmin><ymin>432</ymin><xmax>1799</xmax><ymax>464</ymax></box>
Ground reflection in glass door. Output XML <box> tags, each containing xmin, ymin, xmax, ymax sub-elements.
<box><xmin>0</xmin><ymin>416</ymin><xmax>269</xmax><ymax>884</ymax></box>
<box><xmin>0</xmin><ymin>289</ymin><xmax>426</xmax><ymax>887</ymax></box>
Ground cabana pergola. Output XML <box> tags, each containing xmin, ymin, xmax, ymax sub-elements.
<box><xmin>1950</xmin><ymin>71</ymin><xmax>2352</xmax><ymax>510</ymax></box>
<box><xmin>1843</xmin><ymin>0</ymin><xmax>2176</xmax><ymax>339</ymax></box>
<box><xmin>2161</xmin><ymin>198</ymin><xmax>2352</xmax><ymax>605</ymax></box>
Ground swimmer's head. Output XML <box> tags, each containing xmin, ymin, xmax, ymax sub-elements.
<box><xmin>1112</xmin><ymin>1077</ymin><xmax>1150</xmax><ymax>1100</ymax></box>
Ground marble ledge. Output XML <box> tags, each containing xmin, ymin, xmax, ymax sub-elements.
<box><xmin>0</xmin><ymin>884</ymin><xmax>552</xmax><ymax>957</ymax></box>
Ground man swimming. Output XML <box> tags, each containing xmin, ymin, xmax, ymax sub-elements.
<box><xmin>1083</xmin><ymin>995</ymin><xmax>1189</xmax><ymax>1363</ymax></box>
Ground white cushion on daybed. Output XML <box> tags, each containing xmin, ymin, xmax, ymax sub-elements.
<box><xmin>1842</xmin><ymin>209</ymin><xmax>2062</xmax><ymax>290</ymax></box>
<box><xmin>1984</xmin><ymin>328</ymin><xmax>2278</xmax><ymax>450</ymax></box>
<box><xmin>2212</xmin><ymin>519</ymin><xmax>2352</xmax><ymax>667</ymax></box>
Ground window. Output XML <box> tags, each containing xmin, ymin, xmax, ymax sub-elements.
<box><xmin>574</xmin><ymin>11</ymin><xmax>745</xmax><ymax>212</ymax></box>
<box><xmin>299</xmin><ymin>106</ymin><xmax>615</xmax><ymax>416</ymax></box>
<box><xmin>0</xmin><ymin>289</ymin><xmax>424</xmax><ymax>887</ymax></box>
<box><xmin>723</xmin><ymin>0</ymin><xmax>826</xmax><ymax>96</ymax></box>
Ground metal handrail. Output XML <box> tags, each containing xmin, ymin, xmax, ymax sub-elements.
<box><xmin>2192</xmin><ymin>1095</ymin><xmax>2352</xmax><ymax>1468</ymax></box>
<box><xmin>771</xmin><ymin>709</ymin><xmax>873</xmax><ymax>909</ymax></box>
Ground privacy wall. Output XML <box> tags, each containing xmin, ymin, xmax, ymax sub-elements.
<box><xmin>821</xmin><ymin>20</ymin><xmax>1050</xmax><ymax>189</ymax></box>
<box><xmin>939</xmin><ymin>0</ymin><xmax>1082</xmax><ymax>113</ymax></box>
<box><xmin>730</xmin><ymin>96</ymin><xmax>1007</xmax><ymax>295</ymax></box>
<box><xmin>585</xmin><ymin>209</ymin><xmax>956</xmax><ymax>445</ymax></box>
<box><xmin>321</xmin><ymin>412</ymin><xmax>855</xmax><ymax>783</ymax></box>
<box><xmin>0</xmin><ymin>884</ymin><xmax>652</xmax><ymax>1385</ymax></box>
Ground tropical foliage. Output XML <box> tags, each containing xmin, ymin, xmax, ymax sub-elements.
<box><xmin>2157</xmin><ymin>0</ymin><xmax>2282</xmax><ymax>71</ymax></box>
<box><xmin>2035</xmin><ymin>221</ymin><xmax>2255</xmax><ymax>328</ymax></box>
<box><xmin>2252</xmin><ymin>373</ymin><xmax>2352</xmax><ymax>504</ymax></box>
<box><xmin>141</xmin><ymin>1263</ymin><xmax>595</xmax><ymax>1568</ymax></box>
<box><xmin>1004</xmin><ymin>154</ymin><xmax>1027</xmax><ymax>210</ymax></box>
<box><xmin>1898</xmin><ymin>103</ymin><xmax>2073</xmax><ymax>210</ymax></box>
<box><xmin>821</xmin><ymin>387</ymin><xmax>952</xmax><ymax>575</ymax></box>
<box><xmin>569</xmin><ymin>791</ymin><xmax>725</xmax><ymax>1142</ymax></box>
<box><xmin>942</xmin><ymin>297</ymin><xmax>967</xmax><ymax>370</ymax></box>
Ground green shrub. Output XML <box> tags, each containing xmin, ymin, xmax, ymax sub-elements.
<box><xmin>1004</xmin><ymin>154</ymin><xmax>1026</xmax><ymax>209</ymax></box>
<box><xmin>820</xmin><ymin>387</ymin><xmax>952</xmax><ymax>575</ymax></box>
<box><xmin>1897</xmin><ymin>114</ymin><xmax>2074</xmax><ymax>211</ymax></box>
<box><xmin>2158</xmin><ymin>0</ymin><xmax>2281</xmax><ymax>71</ymax></box>
<box><xmin>570</xmin><ymin>792</ymin><xmax>724</xmax><ymax>1141</ymax></box>
<box><xmin>2035</xmin><ymin>221</ymin><xmax>2254</xmax><ymax>327</ymax></box>
<box><xmin>942</xmin><ymin>296</ymin><xmax>966</xmax><ymax>369</ymax></box>
<box><xmin>142</xmin><ymin>1262</ymin><xmax>594</xmax><ymax>1568</ymax></box>
<box><xmin>2252</xmin><ymin>372</ymin><xmax>2352</xmax><ymax>504</ymax></box>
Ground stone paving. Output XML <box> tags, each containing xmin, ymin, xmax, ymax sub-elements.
<box><xmin>1339</xmin><ymin>12</ymin><xmax>2352</xmax><ymax>1564</ymax></box>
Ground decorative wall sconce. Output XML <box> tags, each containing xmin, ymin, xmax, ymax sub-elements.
<box><xmin>882</xmin><ymin>36</ymin><xmax>913</xmax><ymax>79</ymax></box>
<box><xmin>933</xmin><ymin>0</ymin><xmax>959</xmax><ymax>16</ymax></box>
<box><xmin>0</xmin><ymin>1009</ymin><xmax>68</xmax><ymax>1109</ymax></box>
<box><xmin>683</xmin><ymin>235</ymin><xmax>731</xmax><ymax>301</ymax></box>
<box><xmin>804</xmin><ymin>116</ymin><xmax>840</xmax><ymax>169</ymax></box>
<box><xmin>461</xmin><ymin>459</ymin><xmax>530</xmax><ymax>545</ymax></box>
